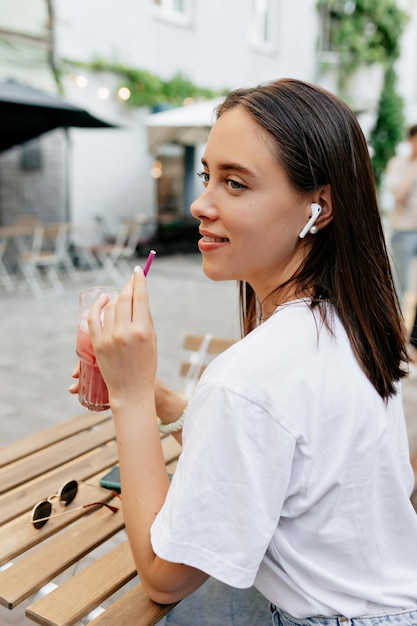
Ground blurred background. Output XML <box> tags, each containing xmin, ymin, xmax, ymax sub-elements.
<box><xmin>0</xmin><ymin>0</ymin><xmax>416</xmax><ymax>242</ymax></box>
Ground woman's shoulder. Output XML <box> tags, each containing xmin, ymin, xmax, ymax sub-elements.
<box><xmin>204</xmin><ymin>300</ymin><xmax>347</xmax><ymax>393</ymax></box>
<box><xmin>231</xmin><ymin>300</ymin><xmax>339</xmax><ymax>356</ymax></box>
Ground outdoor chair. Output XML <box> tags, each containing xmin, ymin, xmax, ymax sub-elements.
<box><xmin>16</xmin><ymin>221</ymin><xmax>77</xmax><ymax>297</ymax></box>
<box><xmin>78</xmin><ymin>214</ymin><xmax>150</xmax><ymax>286</ymax></box>
<box><xmin>180</xmin><ymin>333</ymin><xmax>237</xmax><ymax>399</ymax></box>
<box><xmin>0</xmin><ymin>220</ymin><xmax>38</xmax><ymax>294</ymax></box>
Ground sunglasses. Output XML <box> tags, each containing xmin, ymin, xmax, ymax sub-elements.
<box><xmin>31</xmin><ymin>479</ymin><xmax>119</xmax><ymax>529</ymax></box>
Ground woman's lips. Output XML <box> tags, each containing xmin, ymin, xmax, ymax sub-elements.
<box><xmin>198</xmin><ymin>233</ymin><xmax>230</xmax><ymax>253</ymax></box>
<box><xmin>201</xmin><ymin>235</ymin><xmax>229</xmax><ymax>243</ymax></box>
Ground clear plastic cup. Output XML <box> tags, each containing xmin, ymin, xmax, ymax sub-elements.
<box><xmin>76</xmin><ymin>286</ymin><xmax>121</xmax><ymax>412</ymax></box>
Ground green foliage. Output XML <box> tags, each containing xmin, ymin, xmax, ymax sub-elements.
<box><xmin>63</xmin><ymin>58</ymin><xmax>225</xmax><ymax>108</ymax></box>
<box><xmin>317</xmin><ymin>0</ymin><xmax>407</xmax><ymax>86</ymax></box>
<box><xmin>317</xmin><ymin>0</ymin><xmax>408</xmax><ymax>186</ymax></box>
<box><xmin>370</xmin><ymin>65</ymin><xmax>405</xmax><ymax>186</ymax></box>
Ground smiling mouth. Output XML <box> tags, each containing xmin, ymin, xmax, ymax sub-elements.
<box><xmin>202</xmin><ymin>236</ymin><xmax>229</xmax><ymax>242</ymax></box>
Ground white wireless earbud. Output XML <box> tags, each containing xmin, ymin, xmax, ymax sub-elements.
<box><xmin>298</xmin><ymin>203</ymin><xmax>322</xmax><ymax>239</ymax></box>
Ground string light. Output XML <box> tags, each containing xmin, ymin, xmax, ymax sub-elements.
<box><xmin>75</xmin><ymin>74</ymin><xmax>88</xmax><ymax>88</ymax></box>
<box><xmin>118</xmin><ymin>87</ymin><xmax>131</xmax><ymax>101</ymax></box>
<box><xmin>97</xmin><ymin>86</ymin><xmax>110</xmax><ymax>100</ymax></box>
<box><xmin>151</xmin><ymin>160</ymin><xmax>163</xmax><ymax>178</ymax></box>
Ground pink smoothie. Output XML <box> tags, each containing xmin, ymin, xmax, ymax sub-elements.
<box><xmin>76</xmin><ymin>327</ymin><xmax>109</xmax><ymax>411</ymax></box>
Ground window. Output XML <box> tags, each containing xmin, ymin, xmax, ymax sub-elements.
<box><xmin>248</xmin><ymin>0</ymin><xmax>279</xmax><ymax>53</ymax></box>
<box><xmin>152</xmin><ymin>0</ymin><xmax>192</xmax><ymax>26</ymax></box>
<box><xmin>317</xmin><ymin>1</ymin><xmax>355</xmax><ymax>63</ymax></box>
<box><xmin>318</xmin><ymin>4</ymin><xmax>340</xmax><ymax>55</ymax></box>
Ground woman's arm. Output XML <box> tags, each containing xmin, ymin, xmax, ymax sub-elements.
<box><xmin>154</xmin><ymin>378</ymin><xmax>186</xmax><ymax>445</ymax></box>
<box><xmin>88</xmin><ymin>267</ymin><xmax>208</xmax><ymax>603</ymax></box>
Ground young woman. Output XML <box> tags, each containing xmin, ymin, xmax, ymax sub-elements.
<box><xmin>72</xmin><ymin>79</ymin><xmax>417</xmax><ymax>625</ymax></box>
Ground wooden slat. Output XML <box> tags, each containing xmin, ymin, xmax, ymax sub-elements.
<box><xmin>0</xmin><ymin>420</ymin><xmax>115</xmax><ymax>494</ymax></box>
<box><xmin>0</xmin><ymin>505</ymin><xmax>124</xmax><ymax>609</ymax></box>
<box><xmin>180</xmin><ymin>362</ymin><xmax>207</xmax><ymax>378</ymax></box>
<box><xmin>0</xmin><ymin>442</ymin><xmax>118</xmax><ymax>526</ymax></box>
<box><xmin>180</xmin><ymin>334</ymin><xmax>236</xmax><ymax>380</ymax></box>
<box><xmin>0</xmin><ymin>412</ymin><xmax>111</xmax><ymax>468</ymax></box>
<box><xmin>26</xmin><ymin>541</ymin><xmax>136</xmax><ymax>626</ymax></box>
<box><xmin>183</xmin><ymin>333</ymin><xmax>236</xmax><ymax>355</ymax></box>
<box><xmin>88</xmin><ymin>584</ymin><xmax>178</xmax><ymax>626</ymax></box>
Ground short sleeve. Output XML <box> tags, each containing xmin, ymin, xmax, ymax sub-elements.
<box><xmin>151</xmin><ymin>381</ymin><xmax>297</xmax><ymax>588</ymax></box>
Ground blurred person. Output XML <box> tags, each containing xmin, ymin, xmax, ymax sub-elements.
<box><xmin>385</xmin><ymin>124</ymin><xmax>417</xmax><ymax>365</ymax></box>
<box><xmin>385</xmin><ymin>125</ymin><xmax>417</xmax><ymax>304</ymax></box>
<box><xmin>71</xmin><ymin>79</ymin><xmax>417</xmax><ymax>625</ymax></box>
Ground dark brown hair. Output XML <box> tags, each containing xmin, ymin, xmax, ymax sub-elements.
<box><xmin>216</xmin><ymin>78</ymin><xmax>407</xmax><ymax>399</ymax></box>
<box><xmin>408</xmin><ymin>124</ymin><xmax>417</xmax><ymax>138</ymax></box>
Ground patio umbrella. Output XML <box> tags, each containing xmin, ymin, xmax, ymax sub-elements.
<box><xmin>0</xmin><ymin>78</ymin><xmax>115</xmax><ymax>152</ymax></box>
<box><xmin>145</xmin><ymin>97</ymin><xmax>224</xmax><ymax>154</ymax></box>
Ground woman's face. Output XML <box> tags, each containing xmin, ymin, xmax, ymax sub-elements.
<box><xmin>190</xmin><ymin>106</ymin><xmax>313</xmax><ymax>302</ymax></box>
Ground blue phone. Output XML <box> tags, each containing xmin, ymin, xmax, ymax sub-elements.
<box><xmin>99</xmin><ymin>466</ymin><xmax>173</xmax><ymax>493</ymax></box>
<box><xmin>99</xmin><ymin>466</ymin><xmax>121</xmax><ymax>492</ymax></box>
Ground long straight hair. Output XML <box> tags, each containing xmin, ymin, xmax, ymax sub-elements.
<box><xmin>216</xmin><ymin>78</ymin><xmax>408</xmax><ymax>399</ymax></box>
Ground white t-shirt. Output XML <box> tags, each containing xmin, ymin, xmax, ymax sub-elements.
<box><xmin>151</xmin><ymin>300</ymin><xmax>417</xmax><ymax>619</ymax></box>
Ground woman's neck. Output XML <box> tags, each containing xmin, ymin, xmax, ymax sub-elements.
<box><xmin>260</xmin><ymin>286</ymin><xmax>312</xmax><ymax>320</ymax></box>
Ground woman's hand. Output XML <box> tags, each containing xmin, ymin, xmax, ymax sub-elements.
<box><xmin>68</xmin><ymin>362</ymin><xmax>80</xmax><ymax>394</ymax></box>
<box><xmin>69</xmin><ymin>366</ymin><xmax>181</xmax><ymax>422</ymax></box>
<box><xmin>88</xmin><ymin>267</ymin><xmax>157</xmax><ymax>411</ymax></box>
<box><xmin>69</xmin><ymin>362</ymin><xmax>182</xmax><ymax>419</ymax></box>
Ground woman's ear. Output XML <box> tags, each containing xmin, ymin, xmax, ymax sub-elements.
<box><xmin>315</xmin><ymin>185</ymin><xmax>333</xmax><ymax>230</ymax></box>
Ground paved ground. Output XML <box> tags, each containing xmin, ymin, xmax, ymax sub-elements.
<box><xmin>1</xmin><ymin>252</ymin><xmax>417</xmax><ymax>625</ymax></box>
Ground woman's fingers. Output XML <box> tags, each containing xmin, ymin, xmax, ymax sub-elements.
<box><xmin>88</xmin><ymin>293</ymin><xmax>109</xmax><ymax>339</ymax></box>
<box><xmin>114</xmin><ymin>274</ymin><xmax>136</xmax><ymax>327</ymax></box>
<box><xmin>68</xmin><ymin>381</ymin><xmax>79</xmax><ymax>394</ymax></box>
<box><xmin>68</xmin><ymin>361</ymin><xmax>80</xmax><ymax>394</ymax></box>
<box><xmin>84</xmin><ymin>270</ymin><xmax>156</xmax><ymax>395</ymax></box>
<box><xmin>131</xmin><ymin>266</ymin><xmax>151</xmax><ymax>327</ymax></box>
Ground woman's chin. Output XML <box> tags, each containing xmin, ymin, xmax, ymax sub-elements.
<box><xmin>201</xmin><ymin>259</ymin><xmax>233</xmax><ymax>282</ymax></box>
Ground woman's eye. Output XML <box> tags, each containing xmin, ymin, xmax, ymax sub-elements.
<box><xmin>226</xmin><ymin>178</ymin><xmax>246</xmax><ymax>190</ymax></box>
<box><xmin>197</xmin><ymin>171</ymin><xmax>209</xmax><ymax>185</ymax></box>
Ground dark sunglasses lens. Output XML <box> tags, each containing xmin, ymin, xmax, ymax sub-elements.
<box><xmin>59</xmin><ymin>480</ymin><xmax>78</xmax><ymax>505</ymax></box>
<box><xmin>32</xmin><ymin>501</ymin><xmax>52</xmax><ymax>529</ymax></box>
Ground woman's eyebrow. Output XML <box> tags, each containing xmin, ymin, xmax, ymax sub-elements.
<box><xmin>201</xmin><ymin>158</ymin><xmax>256</xmax><ymax>177</ymax></box>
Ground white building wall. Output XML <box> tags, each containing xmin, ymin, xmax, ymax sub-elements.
<box><xmin>0</xmin><ymin>0</ymin><xmax>55</xmax><ymax>90</ymax></box>
<box><xmin>53</xmin><ymin>0</ymin><xmax>318</xmax><ymax>230</ymax></box>
<box><xmin>62</xmin><ymin>72</ymin><xmax>155</xmax><ymax>233</ymax></box>
<box><xmin>55</xmin><ymin>0</ymin><xmax>317</xmax><ymax>87</ymax></box>
<box><xmin>3</xmin><ymin>0</ymin><xmax>415</xmax><ymax>230</ymax></box>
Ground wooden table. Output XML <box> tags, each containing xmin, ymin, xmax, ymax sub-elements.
<box><xmin>0</xmin><ymin>410</ymin><xmax>182</xmax><ymax>625</ymax></box>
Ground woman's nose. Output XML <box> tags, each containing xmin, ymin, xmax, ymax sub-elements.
<box><xmin>190</xmin><ymin>189</ymin><xmax>217</xmax><ymax>221</ymax></box>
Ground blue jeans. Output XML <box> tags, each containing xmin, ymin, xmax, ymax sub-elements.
<box><xmin>271</xmin><ymin>606</ymin><xmax>417</xmax><ymax>626</ymax></box>
<box><xmin>390</xmin><ymin>230</ymin><xmax>417</xmax><ymax>307</ymax></box>
<box><xmin>160</xmin><ymin>579</ymin><xmax>270</xmax><ymax>624</ymax></box>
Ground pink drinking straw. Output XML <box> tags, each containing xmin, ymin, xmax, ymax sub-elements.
<box><xmin>143</xmin><ymin>249</ymin><xmax>156</xmax><ymax>276</ymax></box>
